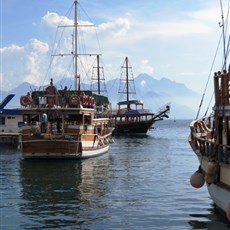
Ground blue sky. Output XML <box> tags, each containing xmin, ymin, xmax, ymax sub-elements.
<box><xmin>0</xmin><ymin>0</ymin><xmax>229</xmax><ymax>97</ymax></box>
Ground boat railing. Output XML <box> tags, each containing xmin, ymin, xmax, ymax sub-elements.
<box><xmin>190</xmin><ymin>119</ymin><xmax>230</xmax><ymax>164</ymax></box>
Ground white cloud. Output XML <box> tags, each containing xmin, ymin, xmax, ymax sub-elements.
<box><xmin>23</xmin><ymin>39</ymin><xmax>49</xmax><ymax>85</ymax></box>
<box><xmin>187</xmin><ymin>8</ymin><xmax>220</xmax><ymax>22</ymax></box>
<box><xmin>97</xmin><ymin>17</ymin><xmax>131</xmax><ymax>43</ymax></box>
<box><xmin>0</xmin><ymin>2</ymin><xmax>225</xmax><ymax>94</ymax></box>
<box><xmin>0</xmin><ymin>40</ymin><xmax>50</xmax><ymax>90</ymax></box>
<box><xmin>25</xmin><ymin>39</ymin><xmax>49</xmax><ymax>54</ymax></box>
<box><xmin>138</xmin><ymin>60</ymin><xmax>154</xmax><ymax>75</ymax></box>
<box><xmin>41</xmin><ymin>11</ymin><xmax>73</xmax><ymax>29</ymax></box>
<box><xmin>1</xmin><ymin>44</ymin><xmax>25</xmax><ymax>90</ymax></box>
<box><xmin>1</xmin><ymin>44</ymin><xmax>24</xmax><ymax>53</ymax></box>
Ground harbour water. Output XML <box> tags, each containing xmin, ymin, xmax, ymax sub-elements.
<box><xmin>1</xmin><ymin>120</ymin><xmax>230</xmax><ymax>229</ymax></box>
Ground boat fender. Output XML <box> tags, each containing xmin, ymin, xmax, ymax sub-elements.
<box><xmin>190</xmin><ymin>166</ymin><xmax>205</xmax><ymax>188</ymax></box>
<box><xmin>204</xmin><ymin>162</ymin><xmax>217</xmax><ymax>184</ymax></box>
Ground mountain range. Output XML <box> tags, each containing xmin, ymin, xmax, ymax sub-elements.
<box><xmin>0</xmin><ymin>73</ymin><xmax>200</xmax><ymax>119</ymax></box>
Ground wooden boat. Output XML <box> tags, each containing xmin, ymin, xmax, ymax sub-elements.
<box><xmin>19</xmin><ymin>1</ymin><xmax>114</xmax><ymax>159</ymax></box>
<box><xmin>112</xmin><ymin>57</ymin><xmax>170</xmax><ymax>135</ymax></box>
<box><xmin>188</xmin><ymin>2</ymin><xmax>230</xmax><ymax>221</ymax></box>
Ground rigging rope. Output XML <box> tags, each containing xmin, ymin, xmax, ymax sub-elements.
<box><xmin>223</xmin><ymin>1</ymin><xmax>230</xmax><ymax>67</ymax></box>
<box><xmin>196</xmin><ymin>0</ymin><xmax>230</xmax><ymax>119</ymax></box>
<box><xmin>196</xmin><ymin>32</ymin><xmax>222</xmax><ymax>119</ymax></box>
<box><xmin>40</xmin><ymin>2</ymin><xmax>74</xmax><ymax>89</ymax></box>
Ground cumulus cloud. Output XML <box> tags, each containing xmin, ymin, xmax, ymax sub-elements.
<box><xmin>98</xmin><ymin>17</ymin><xmax>131</xmax><ymax>38</ymax></box>
<box><xmin>0</xmin><ymin>40</ymin><xmax>49</xmax><ymax>90</ymax></box>
<box><xmin>1</xmin><ymin>44</ymin><xmax>25</xmax><ymax>90</ymax></box>
<box><xmin>23</xmin><ymin>39</ymin><xmax>49</xmax><ymax>85</ymax></box>
<box><xmin>0</xmin><ymin>2</ymin><xmax>223</xmax><ymax>93</ymax></box>
<box><xmin>41</xmin><ymin>11</ymin><xmax>73</xmax><ymax>29</ymax></box>
<box><xmin>139</xmin><ymin>60</ymin><xmax>154</xmax><ymax>75</ymax></box>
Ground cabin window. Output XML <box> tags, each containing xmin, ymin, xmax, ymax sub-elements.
<box><xmin>7</xmin><ymin>116</ymin><xmax>15</xmax><ymax>119</ymax></box>
<box><xmin>0</xmin><ymin>117</ymin><xmax>5</xmax><ymax>125</ymax></box>
<box><xmin>23</xmin><ymin>115</ymin><xmax>38</xmax><ymax>125</ymax></box>
<box><xmin>18</xmin><ymin>122</ymin><xmax>24</xmax><ymax>127</ymax></box>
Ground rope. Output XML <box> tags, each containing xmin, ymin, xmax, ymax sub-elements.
<box><xmin>197</xmin><ymin>0</ymin><xmax>230</xmax><ymax>119</ymax></box>
<box><xmin>196</xmin><ymin>34</ymin><xmax>222</xmax><ymax>119</ymax></box>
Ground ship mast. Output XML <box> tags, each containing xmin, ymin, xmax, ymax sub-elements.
<box><xmin>97</xmin><ymin>55</ymin><xmax>101</xmax><ymax>94</ymax></box>
<box><xmin>74</xmin><ymin>0</ymin><xmax>79</xmax><ymax>92</ymax></box>
<box><xmin>220</xmin><ymin>0</ymin><xmax>227</xmax><ymax>70</ymax></box>
<box><xmin>118</xmin><ymin>57</ymin><xmax>135</xmax><ymax>109</ymax></box>
<box><xmin>125</xmin><ymin>57</ymin><xmax>129</xmax><ymax>105</ymax></box>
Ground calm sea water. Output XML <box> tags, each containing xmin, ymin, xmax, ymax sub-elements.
<box><xmin>1</xmin><ymin>120</ymin><xmax>230</xmax><ymax>230</ymax></box>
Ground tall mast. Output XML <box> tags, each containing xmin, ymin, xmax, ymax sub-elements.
<box><xmin>74</xmin><ymin>0</ymin><xmax>79</xmax><ymax>91</ymax></box>
<box><xmin>220</xmin><ymin>0</ymin><xmax>227</xmax><ymax>70</ymax></box>
<box><xmin>90</xmin><ymin>54</ymin><xmax>108</xmax><ymax>96</ymax></box>
<box><xmin>118</xmin><ymin>57</ymin><xmax>135</xmax><ymax>107</ymax></box>
<box><xmin>97</xmin><ymin>55</ymin><xmax>101</xmax><ymax>94</ymax></box>
<box><xmin>125</xmin><ymin>57</ymin><xmax>129</xmax><ymax>104</ymax></box>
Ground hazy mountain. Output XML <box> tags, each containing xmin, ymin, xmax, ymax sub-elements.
<box><xmin>106</xmin><ymin>74</ymin><xmax>199</xmax><ymax>119</ymax></box>
<box><xmin>0</xmin><ymin>74</ymin><xmax>200</xmax><ymax>119</ymax></box>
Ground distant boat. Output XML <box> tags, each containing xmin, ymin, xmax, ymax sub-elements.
<box><xmin>0</xmin><ymin>94</ymin><xmax>22</xmax><ymax>145</ymax></box>
<box><xmin>111</xmin><ymin>57</ymin><xmax>170</xmax><ymax>135</ymax></box>
<box><xmin>189</xmin><ymin>1</ymin><xmax>230</xmax><ymax>221</ymax></box>
<box><xmin>19</xmin><ymin>1</ymin><xmax>114</xmax><ymax>159</ymax></box>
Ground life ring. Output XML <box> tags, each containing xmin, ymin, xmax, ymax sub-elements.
<box><xmin>20</xmin><ymin>96</ymin><xmax>30</xmax><ymax>106</ymax></box>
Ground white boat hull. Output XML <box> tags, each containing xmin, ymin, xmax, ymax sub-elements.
<box><xmin>21</xmin><ymin>137</ymin><xmax>111</xmax><ymax>159</ymax></box>
<box><xmin>82</xmin><ymin>145</ymin><xmax>110</xmax><ymax>158</ymax></box>
<box><xmin>207</xmin><ymin>183</ymin><xmax>230</xmax><ymax>215</ymax></box>
<box><xmin>21</xmin><ymin>133</ymin><xmax>112</xmax><ymax>159</ymax></box>
<box><xmin>189</xmin><ymin>131</ymin><xmax>230</xmax><ymax>220</ymax></box>
<box><xmin>22</xmin><ymin>146</ymin><xmax>110</xmax><ymax>159</ymax></box>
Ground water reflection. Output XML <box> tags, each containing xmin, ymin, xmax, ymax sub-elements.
<box><xmin>2</xmin><ymin>120</ymin><xmax>230</xmax><ymax>229</ymax></box>
<box><xmin>19</xmin><ymin>154</ymin><xmax>110</xmax><ymax>229</ymax></box>
<box><xmin>188</xmin><ymin>204</ymin><xmax>230</xmax><ymax>229</ymax></box>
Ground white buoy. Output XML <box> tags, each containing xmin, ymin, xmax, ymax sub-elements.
<box><xmin>190</xmin><ymin>167</ymin><xmax>205</xmax><ymax>188</ymax></box>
